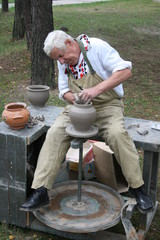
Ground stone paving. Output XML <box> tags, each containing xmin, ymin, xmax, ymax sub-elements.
<box><xmin>1</xmin><ymin>0</ymin><xmax>159</xmax><ymax>8</ymax></box>
<box><xmin>52</xmin><ymin>0</ymin><xmax>110</xmax><ymax>6</ymax></box>
<box><xmin>0</xmin><ymin>0</ymin><xmax>110</xmax><ymax>9</ymax></box>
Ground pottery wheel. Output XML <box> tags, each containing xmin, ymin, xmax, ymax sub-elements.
<box><xmin>33</xmin><ymin>180</ymin><xmax>124</xmax><ymax>233</ymax></box>
<box><xmin>66</xmin><ymin>124</ymin><xmax>98</xmax><ymax>138</ymax></box>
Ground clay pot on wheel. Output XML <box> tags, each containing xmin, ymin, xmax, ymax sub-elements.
<box><xmin>69</xmin><ymin>101</ymin><xmax>96</xmax><ymax>132</ymax></box>
<box><xmin>2</xmin><ymin>102</ymin><xmax>30</xmax><ymax>130</ymax></box>
<box><xmin>27</xmin><ymin>85</ymin><xmax>50</xmax><ymax>107</ymax></box>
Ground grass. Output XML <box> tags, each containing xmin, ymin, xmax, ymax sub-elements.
<box><xmin>0</xmin><ymin>0</ymin><xmax>160</xmax><ymax>239</ymax></box>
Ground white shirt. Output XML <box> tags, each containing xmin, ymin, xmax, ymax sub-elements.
<box><xmin>58</xmin><ymin>37</ymin><xmax>132</xmax><ymax>100</ymax></box>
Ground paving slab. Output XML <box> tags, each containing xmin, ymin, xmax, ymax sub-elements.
<box><xmin>0</xmin><ymin>0</ymin><xmax>111</xmax><ymax>9</ymax></box>
<box><xmin>52</xmin><ymin>0</ymin><xmax>110</xmax><ymax>6</ymax></box>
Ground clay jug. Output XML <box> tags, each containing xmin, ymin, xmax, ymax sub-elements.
<box><xmin>27</xmin><ymin>85</ymin><xmax>50</xmax><ymax>107</ymax></box>
<box><xmin>2</xmin><ymin>102</ymin><xmax>30</xmax><ymax>130</ymax></box>
<box><xmin>69</xmin><ymin>102</ymin><xmax>96</xmax><ymax>132</ymax></box>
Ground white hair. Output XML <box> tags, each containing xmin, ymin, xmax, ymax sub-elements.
<box><xmin>43</xmin><ymin>30</ymin><xmax>74</xmax><ymax>56</ymax></box>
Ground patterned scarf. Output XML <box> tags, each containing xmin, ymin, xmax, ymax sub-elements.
<box><xmin>65</xmin><ymin>34</ymin><xmax>91</xmax><ymax>79</ymax></box>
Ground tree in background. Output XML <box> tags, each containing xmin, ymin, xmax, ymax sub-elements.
<box><xmin>12</xmin><ymin>0</ymin><xmax>32</xmax><ymax>47</ymax></box>
<box><xmin>12</xmin><ymin>0</ymin><xmax>25</xmax><ymax>40</ymax></box>
<box><xmin>11</xmin><ymin>0</ymin><xmax>55</xmax><ymax>87</ymax></box>
<box><xmin>2</xmin><ymin>0</ymin><xmax>8</xmax><ymax>12</ymax></box>
<box><xmin>23</xmin><ymin>0</ymin><xmax>32</xmax><ymax>50</ymax></box>
<box><xmin>31</xmin><ymin>0</ymin><xmax>55</xmax><ymax>87</ymax></box>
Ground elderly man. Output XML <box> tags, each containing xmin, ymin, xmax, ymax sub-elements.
<box><xmin>20</xmin><ymin>30</ymin><xmax>153</xmax><ymax>213</ymax></box>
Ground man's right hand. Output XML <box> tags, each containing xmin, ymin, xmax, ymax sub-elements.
<box><xmin>63</xmin><ymin>91</ymin><xmax>76</xmax><ymax>104</ymax></box>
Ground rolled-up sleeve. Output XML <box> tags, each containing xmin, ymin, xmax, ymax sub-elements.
<box><xmin>112</xmin><ymin>60</ymin><xmax>132</xmax><ymax>73</ymax></box>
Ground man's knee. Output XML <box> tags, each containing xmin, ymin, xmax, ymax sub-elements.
<box><xmin>106</xmin><ymin>125</ymin><xmax>126</xmax><ymax>143</ymax></box>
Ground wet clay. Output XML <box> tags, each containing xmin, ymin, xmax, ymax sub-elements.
<box><xmin>66</xmin><ymin>101</ymin><xmax>98</xmax><ymax>138</ymax></box>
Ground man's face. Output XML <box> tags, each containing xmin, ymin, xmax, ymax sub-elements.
<box><xmin>50</xmin><ymin>39</ymin><xmax>80</xmax><ymax>66</ymax></box>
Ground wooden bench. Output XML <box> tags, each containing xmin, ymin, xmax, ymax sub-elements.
<box><xmin>0</xmin><ymin>105</ymin><xmax>159</xmax><ymax>239</ymax></box>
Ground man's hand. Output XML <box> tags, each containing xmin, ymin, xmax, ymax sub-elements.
<box><xmin>78</xmin><ymin>68</ymin><xmax>132</xmax><ymax>103</ymax></box>
<box><xmin>78</xmin><ymin>86</ymin><xmax>100</xmax><ymax>103</ymax></box>
<box><xmin>63</xmin><ymin>91</ymin><xmax>76</xmax><ymax>104</ymax></box>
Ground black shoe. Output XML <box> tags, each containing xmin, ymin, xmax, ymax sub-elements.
<box><xmin>19</xmin><ymin>186</ymin><xmax>49</xmax><ymax>212</ymax></box>
<box><xmin>129</xmin><ymin>185</ymin><xmax>153</xmax><ymax>214</ymax></box>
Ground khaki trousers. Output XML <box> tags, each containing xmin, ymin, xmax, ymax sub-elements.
<box><xmin>32</xmin><ymin>99</ymin><xmax>144</xmax><ymax>189</ymax></box>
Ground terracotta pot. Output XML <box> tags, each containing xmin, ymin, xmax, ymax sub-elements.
<box><xmin>26</xmin><ymin>85</ymin><xmax>50</xmax><ymax>107</ymax></box>
<box><xmin>2</xmin><ymin>102</ymin><xmax>30</xmax><ymax>130</ymax></box>
<box><xmin>69</xmin><ymin>102</ymin><xmax>96</xmax><ymax>132</ymax></box>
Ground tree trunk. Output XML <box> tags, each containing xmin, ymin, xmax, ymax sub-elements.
<box><xmin>12</xmin><ymin>0</ymin><xmax>25</xmax><ymax>40</ymax></box>
<box><xmin>31</xmin><ymin>0</ymin><xmax>55</xmax><ymax>88</ymax></box>
<box><xmin>2</xmin><ymin>0</ymin><xmax>8</xmax><ymax>12</ymax></box>
<box><xmin>23</xmin><ymin>0</ymin><xmax>32</xmax><ymax>50</ymax></box>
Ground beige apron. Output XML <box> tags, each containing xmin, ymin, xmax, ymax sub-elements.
<box><xmin>32</xmin><ymin>40</ymin><xmax>144</xmax><ymax>190</ymax></box>
<box><xmin>68</xmin><ymin>38</ymin><xmax>120</xmax><ymax>107</ymax></box>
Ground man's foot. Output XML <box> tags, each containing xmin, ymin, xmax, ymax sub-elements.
<box><xmin>129</xmin><ymin>185</ymin><xmax>153</xmax><ymax>214</ymax></box>
<box><xmin>19</xmin><ymin>186</ymin><xmax>49</xmax><ymax>212</ymax></box>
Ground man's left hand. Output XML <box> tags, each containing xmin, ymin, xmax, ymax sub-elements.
<box><xmin>78</xmin><ymin>86</ymin><xmax>100</xmax><ymax>103</ymax></box>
